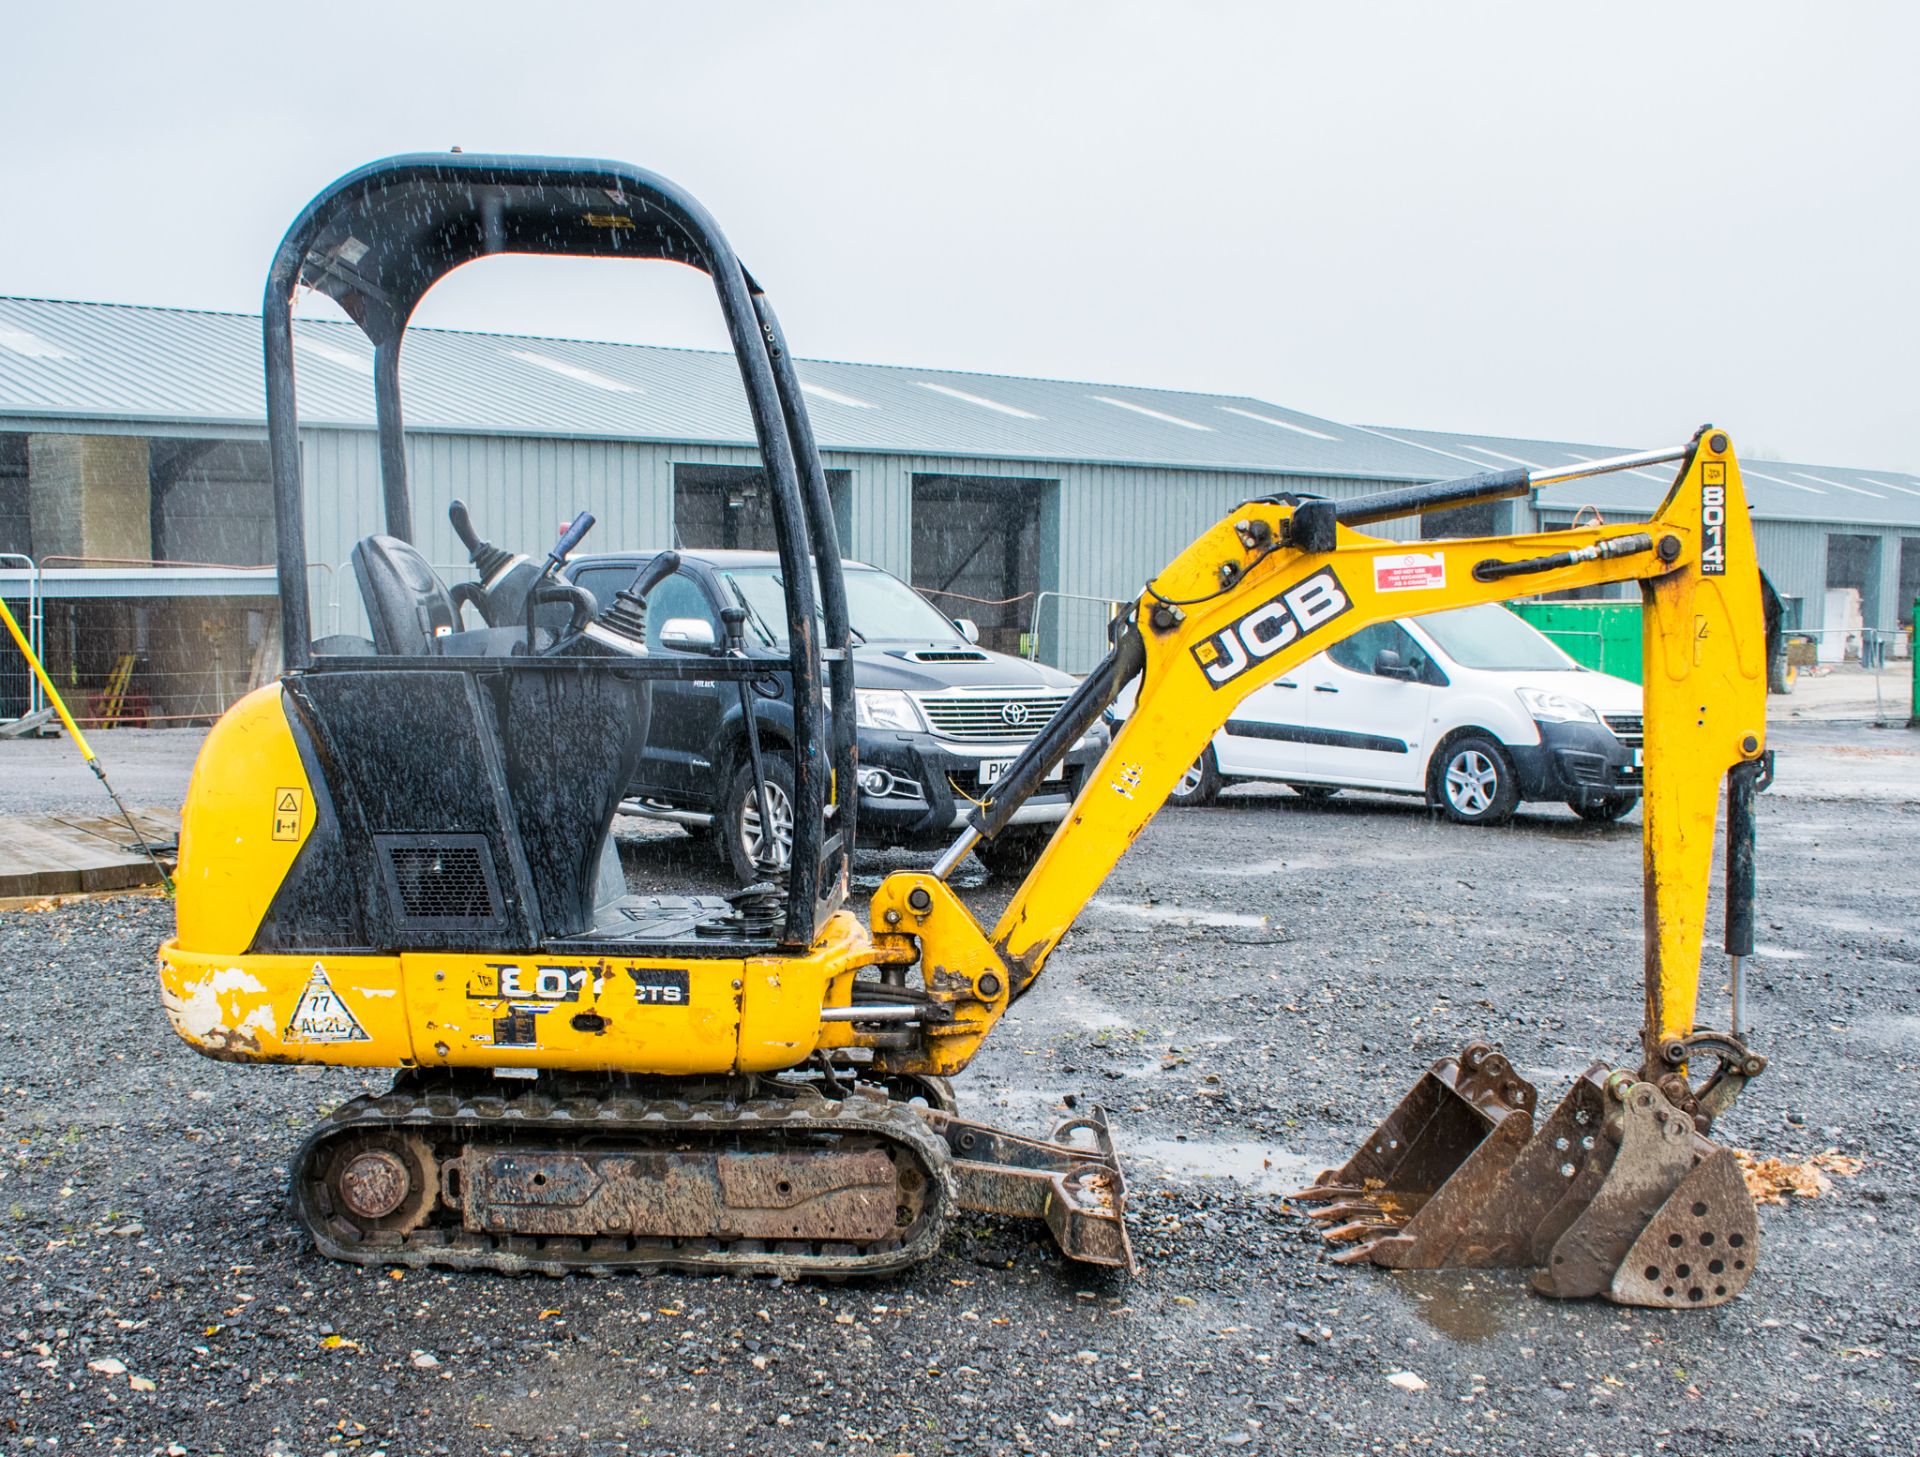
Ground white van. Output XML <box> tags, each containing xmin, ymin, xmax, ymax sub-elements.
<box><xmin>1164</xmin><ymin>603</ymin><xmax>1644</xmax><ymax>825</ymax></box>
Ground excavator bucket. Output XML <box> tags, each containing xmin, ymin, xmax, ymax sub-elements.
<box><xmin>1291</xmin><ymin>1043</ymin><xmax>1537</xmax><ymax>1261</ymax></box>
<box><xmin>1297</xmin><ymin>1060</ymin><xmax>1761</xmax><ymax>1308</ymax></box>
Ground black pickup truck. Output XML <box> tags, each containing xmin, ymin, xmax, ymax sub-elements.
<box><xmin>563</xmin><ymin>549</ymin><xmax>1107</xmax><ymax>880</ymax></box>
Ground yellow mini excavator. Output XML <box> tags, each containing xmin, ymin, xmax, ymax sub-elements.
<box><xmin>161</xmin><ymin>155</ymin><xmax>1774</xmax><ymax>1308</ymax></box>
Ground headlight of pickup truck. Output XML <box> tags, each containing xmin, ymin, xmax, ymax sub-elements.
<box><xmin>1515</xmin><ymin>687</ymin><xmax>1601</xmax><ymax>724</ymax></box>
<box><xmin>855</xmin><ymin>689</ymin><xmax>926</xmax><ymax>732</ymax></box>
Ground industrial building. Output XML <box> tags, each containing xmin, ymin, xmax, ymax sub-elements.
<box><xmin>2</xmin><ymin>294</ymin><xmax>1915</xmax><ymax>721</ymax></box>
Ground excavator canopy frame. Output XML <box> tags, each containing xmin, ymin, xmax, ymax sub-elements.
<box><xmin>259</xmin><ymin>153</ymin><xmax>857</xmax><ymax>945</ymax></box>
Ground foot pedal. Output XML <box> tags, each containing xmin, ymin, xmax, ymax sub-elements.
<box><xmin>924</xmin><ymin>1104</ymin><xmax>1136</xmax><ymax>1272</ymax></box>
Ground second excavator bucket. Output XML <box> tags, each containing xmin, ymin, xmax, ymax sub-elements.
<box><xmin>1291</xmin><ymin>1043</ymin><xmax>1538</xmax><ymax>1262</ymax></box>
<box><xmin>1296</xmin><ymin>1053</ymin><xmax>1761</xmax><ymax>1308</ymax></box>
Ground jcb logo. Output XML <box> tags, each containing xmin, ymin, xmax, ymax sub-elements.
<box><xmin>1700</xmin><ymin>469</ymin><xmax>1727</xmax><ymax>576</ymax></box>
<box><xmin>1191</xmin><ymin>567</ymin><xmax>1353</xmax><ymax>689</ymax></box>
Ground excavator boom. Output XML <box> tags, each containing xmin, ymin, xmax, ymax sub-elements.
<box><xmin>841</xmin><ymin>428</ymin><xmax>1771</xmax><ymax>1307</ymax></box>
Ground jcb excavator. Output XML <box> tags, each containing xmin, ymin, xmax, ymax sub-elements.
<box><xmin>160</xmin><ymin>155</ymin><xmax>1773</xmax><ymax>1308</ymax></box>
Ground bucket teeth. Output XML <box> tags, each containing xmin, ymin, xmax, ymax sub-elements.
<box><xmin>1297</xmin><ymin>1049</ymin><xmax>1763</xmax><ymax>1309</ymax></box>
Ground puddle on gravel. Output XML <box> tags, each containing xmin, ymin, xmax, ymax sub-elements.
<box><xmin>1124</xmin><ymin>1137</ymin><xmax>1315</xmax><ymax>1193</ymax></box>
<box><xmin>1390</xmin><ymin>1269</ymin><xmax>1524</xmax><ymax>1344</ymax></box>
<box><xmin>1753</xmin><ymin>943</ymin><xmax>1808</xmax><ymax>960</ymax></box>
<box><xmin>1090</xmin><ymin>897</ymin><xmax>1271</xmax><ymax>929</ymax></box>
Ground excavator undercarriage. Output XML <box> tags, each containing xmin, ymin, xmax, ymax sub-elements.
<box><xmin>159</xmin><ymin>153</ymin><xmax>1774</xmax><ymax>1309</ymax></box>
<box><xmin>298</xmin><ymin>1076</ymin><xmax>1134</xmax><ymax>1277</ymax></box>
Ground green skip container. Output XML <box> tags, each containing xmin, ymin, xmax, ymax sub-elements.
<box><xmin>1510</xmin><ymin>600</ymin><xmax>1644</xmax><ymax>684</ymax></box>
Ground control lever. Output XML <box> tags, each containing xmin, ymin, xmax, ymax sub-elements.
<box><xmin>448</xmin><ymin>498</ymin><xmax>537</xmax><ymax>628</ymax></box>
<box><xmin>722</xmin><ymin>604</ymin><xmax>780</xmax><ymax>875</ymax></box>
<box><xmin>520</xmin><ymin>511</ymin><xmax>598</xmax><ymax>647</ymax></box>
<box><xmin>600</xmin><ymin>552</ymin><xmax>682</xmax><ymax>638</ymax></box>
<box><xmin>545</xmin><ymin>512</ymin><xmax>597</xmax><ymax>575</ymax></box>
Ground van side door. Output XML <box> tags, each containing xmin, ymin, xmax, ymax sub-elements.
<box><xmin>1297</xmin><ymin>620</ymin><xmax>1436</xmax><ymax>790</ymax></box>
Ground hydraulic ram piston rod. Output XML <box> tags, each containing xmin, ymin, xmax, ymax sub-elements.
<box><xmin>1336</xmin><ymin>444</ymin><xmax>1693</xmax><ymax>528</ymax></box>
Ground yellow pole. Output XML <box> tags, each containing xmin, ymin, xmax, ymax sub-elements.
<box><xmin>0</xmin><ymin>590</ymin><xmax>96</xmax><ymax>762</ymax></box>
<box><xmin>0</xmin><ymin>590</ymin><xmax>173</xmax><ymax>893</ymax></box>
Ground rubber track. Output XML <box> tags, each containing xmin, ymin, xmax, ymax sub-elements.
<box><xmin>292</xmin><ymin>1083</ymin><xmax>956</xmax><ymax>1278</ymax></box>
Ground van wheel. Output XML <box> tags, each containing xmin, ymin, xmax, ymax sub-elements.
<box><xmin>1286</xmin><ymin>783</ymin><xmax>1341</xmax><ymax>801</ymax></box>
<box><xmin>721</xmin><ymin>756</ymin><xmax>796</xmax><ymax>883</ymax></box>
<box><xmin>974</xmin><ymin>829</ymin><xmax>1053</xmax><ymax>880</ymax></box>
<box><xmin>1167</xmin><ymin>747</ymin><xmax>1221</xmax><ymax>807</ymax></box>
<box><xmin>1571</xmin><ymin>792</ymin><xmax>1638</xmax><ymax>823</ymax></box>
<box><xmin>1431</xmin><ymin>736</ymin><xmax>1519</xmax><ymax>826</ymax></box>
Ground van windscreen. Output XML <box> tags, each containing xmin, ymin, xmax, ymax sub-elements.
<box><xmin>1412</xmin><ymin>604</ymin><xmax>1575</xmax><ymax>671</ymax></box>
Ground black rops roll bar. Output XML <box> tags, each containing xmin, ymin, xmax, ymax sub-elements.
<box><xmin>260</xmin><ymin>153</ymin><xmax>843</xmax><ymax>944</ymax></box>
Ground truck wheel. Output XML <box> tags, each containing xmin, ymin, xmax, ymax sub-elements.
<box><xmin>721</xmin><ymin>756</ymin><xmax>796</xmax><ymax>883</ymax></box>
<box><xmin>1571</xmin><ymin>792</ymin><xmax>1638</xmax><ymax>823</ymax></box>
<box><xmin>974</xmin><ymin>828</ymin><xmax>1053</xmax><ymax>880</ymax></box>
<box><xmin>1430</xmin><ymin>736</ymin><xmax>1519</xmax><ymax>826</ymax></box>
<box><xmin>1166</xmin><ymin>747</ymin><xmax>1221</xmax><ymax>807</ymax></box>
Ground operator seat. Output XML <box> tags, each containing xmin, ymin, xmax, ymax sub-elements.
<box><xmin>351</xmin><ymin>534</ymin><xmax>456</xmax><ymax>655</ymax></box>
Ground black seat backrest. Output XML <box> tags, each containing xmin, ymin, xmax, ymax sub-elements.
<box><xmin>351</xmin><ymin>534</ymin><xmax>455</xmax><ymax>655</ymax></box>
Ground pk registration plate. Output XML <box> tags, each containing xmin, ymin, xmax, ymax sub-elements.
<box><xmin>979</xmin><ymin>758</ymin><xmax>1064</xmax><ymax>786</ymax></box>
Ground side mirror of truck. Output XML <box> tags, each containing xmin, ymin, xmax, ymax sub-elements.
<box><xmin>953</xmin><ymin>617</ymin><xmax>980</xmax><ymax>644</ymax></box>
<box><xmin>659</xmin><ymin>617</ymin><xmax>719</xmax><ymax>653</ymax></box>
<box><xmin>1374</xmin><ymin>648</ymin><xmax>1419</xmax><ymax>681</ymax></box>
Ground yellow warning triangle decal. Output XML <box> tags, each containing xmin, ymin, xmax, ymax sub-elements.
<box><xmin>277</xmin><ymin>791</ymin><xmax>300</xmax><ymax>812</ymax></box>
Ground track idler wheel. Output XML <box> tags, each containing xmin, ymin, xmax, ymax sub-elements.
<box><xmin>314</xmin><ymin>1131</ymin><xmax>438</xmax><ymax>1241</ymax></box>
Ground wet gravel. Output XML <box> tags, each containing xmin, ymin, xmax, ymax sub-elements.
<box><xmin>0</xmin><ymin>721</ymin><xmax>1915</xmax><ymax>1455</ymax></box>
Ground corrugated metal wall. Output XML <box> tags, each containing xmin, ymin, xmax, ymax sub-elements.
<box><xmin>302</xmin><ymin>431</ymin><xmax>1417</xmax><ymax>662</ymax></box>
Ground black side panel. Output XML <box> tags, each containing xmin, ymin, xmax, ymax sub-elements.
<box><xmin>487</xmin><ymin>668</ymin><xmax>651</xmax><ymax>941</ymax></box>
<box><xmin>276</xmin><ymin>669</ymin><xmax>539</xmax><ymax>951</ymax></box>
<box><xmin>253</xmin><ymin>663</ymin><xmax>651</xmax><ymax>954</ymax></box>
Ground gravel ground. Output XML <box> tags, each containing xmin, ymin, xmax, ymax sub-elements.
<box><xmin>0</xmin><ymin>723</ymin><xmax>1915</xmax><ymax>1456</ymax></box>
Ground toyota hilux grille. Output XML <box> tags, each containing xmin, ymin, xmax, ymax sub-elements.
<box><xmin>915</xmin><ymin>692</ymin><xmax>1070</xmax><ymax>742</ymax></box>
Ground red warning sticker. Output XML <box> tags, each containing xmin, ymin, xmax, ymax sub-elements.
<box><xmin>1374</xmin><ymin>552</ymin><xmax>1447</xmax><ymax>593</ymax></box>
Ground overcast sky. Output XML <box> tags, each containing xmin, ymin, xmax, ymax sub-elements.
<box><xmin>5</xmin><ymin>3</ymin><xmax>1913</xmax><ymax>470</ymax></box>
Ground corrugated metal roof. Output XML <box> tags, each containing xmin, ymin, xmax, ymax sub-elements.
<box><xmin>0</xmin><ymin>296</ymin><xmax>1447</xmax><ymax>481</ymax></box>
<box><xmin>1367</xmin><ymin>426</ymin><xmax>1920</xmax><ymax>530</ymax></box>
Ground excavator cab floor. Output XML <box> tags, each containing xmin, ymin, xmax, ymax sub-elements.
<box><xmin>544</xmin><ymin>892</ymin><xmax>784</xmax><ymax>957</ymax></box>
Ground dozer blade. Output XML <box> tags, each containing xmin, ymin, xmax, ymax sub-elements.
<box><xmin>1291</xmin><ymin>1042</ymin><xmax>1538</xmax><ymax>1263</ymax></box>
<box><xmin>924</xmin><ymin>1104</ymin><xmax>1137</xmax><ymax>1272</ymax></box>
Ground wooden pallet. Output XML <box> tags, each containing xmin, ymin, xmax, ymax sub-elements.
<box><xmin>0</xmin><ymin>806</ymin><xmax>178</xmax><ymax>901</ymax></box>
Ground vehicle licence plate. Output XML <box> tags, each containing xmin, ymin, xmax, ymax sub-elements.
<box><xmin>980</xmin><ymin>758</ymin><xmax>1064</xmax><ymax>786</ymax></box>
